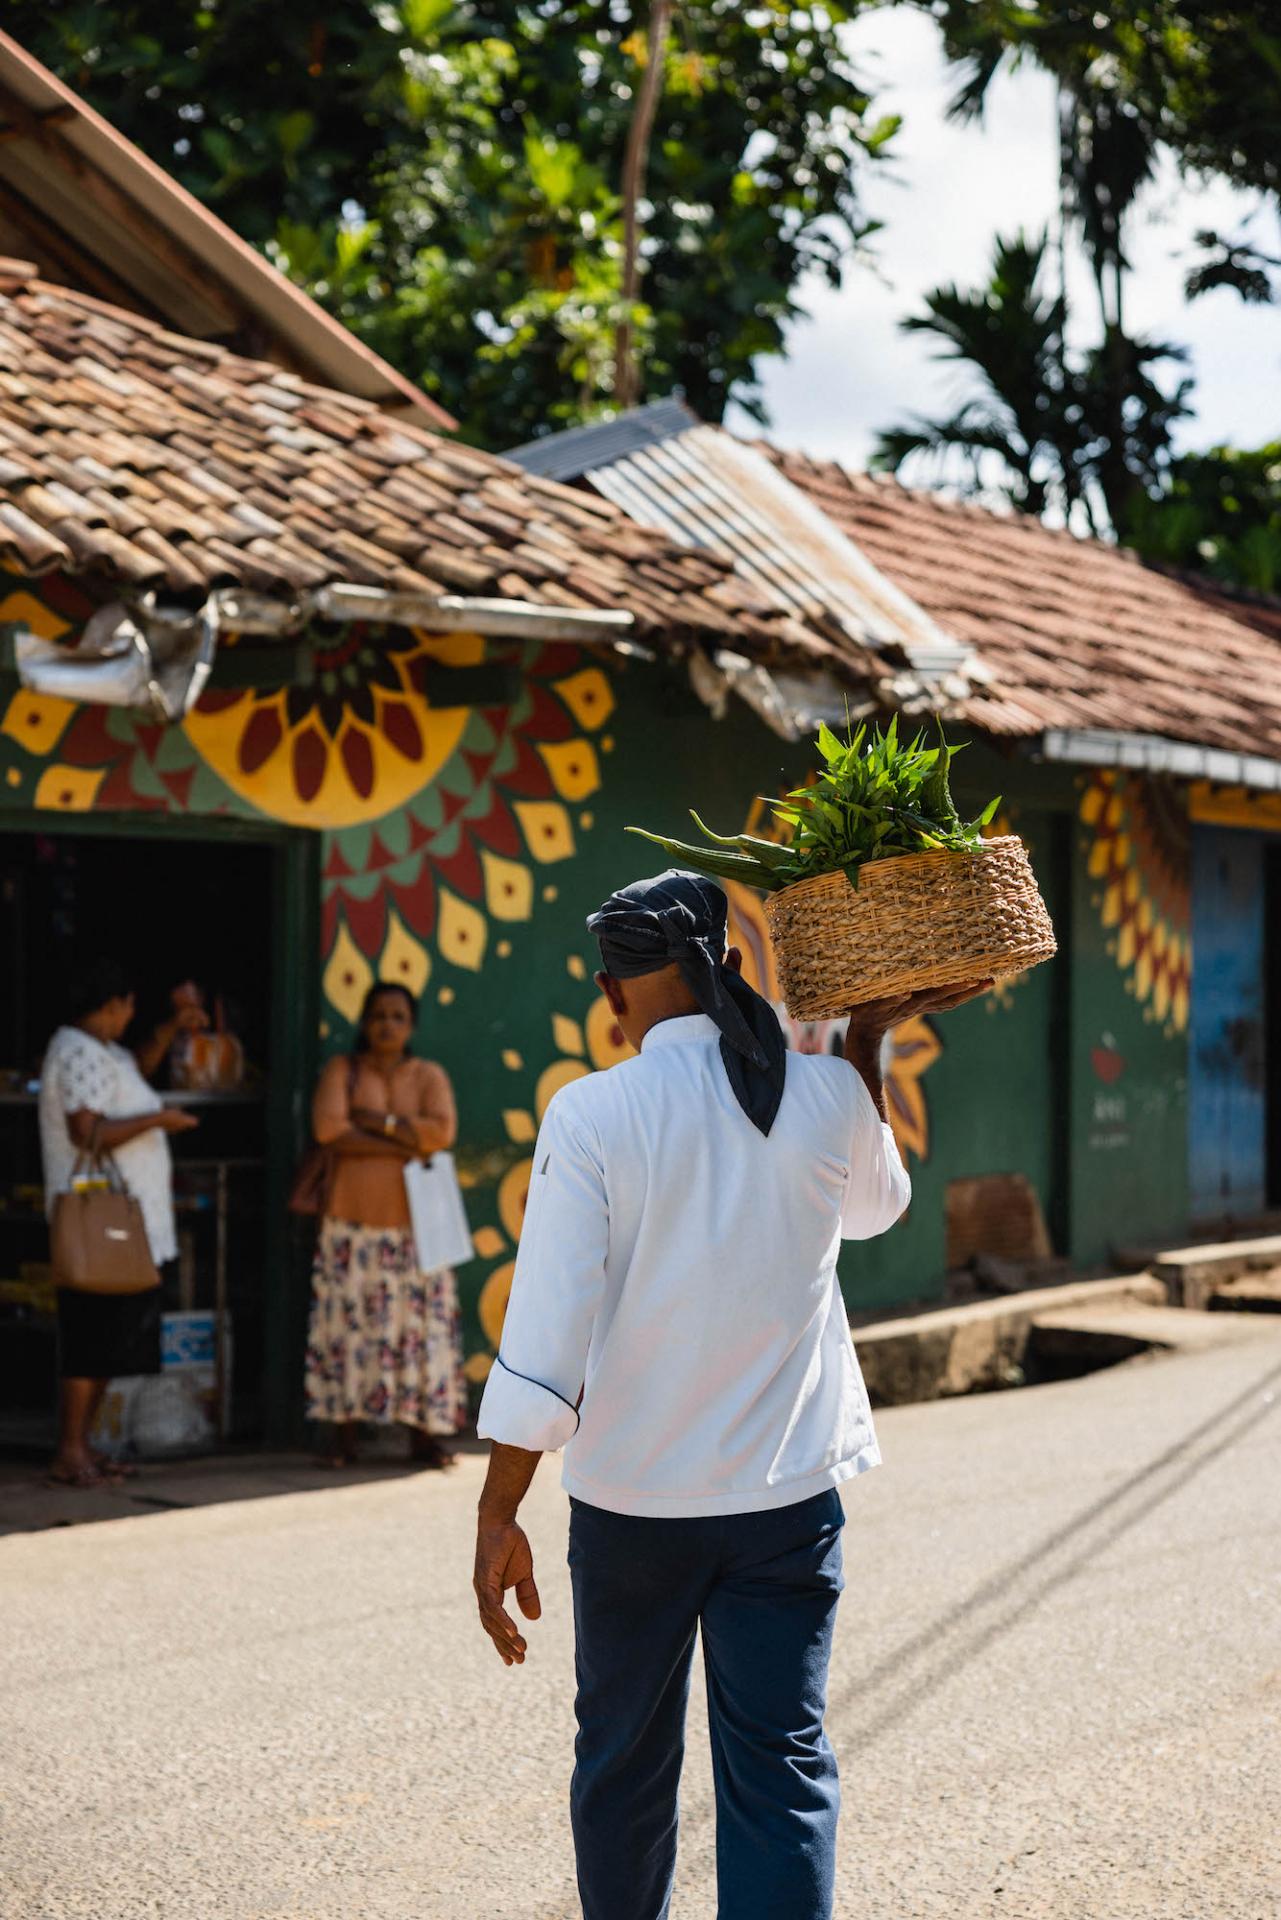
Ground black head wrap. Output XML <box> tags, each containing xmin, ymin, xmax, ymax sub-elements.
<box><xmin>587</xmin><ymin>869</ymin><xmax>786</xmax><ymax>1137</ymax></box>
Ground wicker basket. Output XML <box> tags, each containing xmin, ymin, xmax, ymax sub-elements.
<box><xmin>762</xmin><ymin>834</ymin><xmax>1056</xmax><ymax>1021</ymax></box>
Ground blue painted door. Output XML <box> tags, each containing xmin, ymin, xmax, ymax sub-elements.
<box><xmin>1189</xmin><ymin>827</ymin><xmax>1266</xmax><ymax>1219</ymax></box>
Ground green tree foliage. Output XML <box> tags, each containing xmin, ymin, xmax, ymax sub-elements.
<box><xmin>7</xmin><ymin>2</ymin><xmax>401</xmax><ymax>242</ymax></box>
<box><xmin>878</xmin><ymin>2</ymin><xmax>1274</xmax><ymax>584</ymax></box>
<box><xmin>874</xmin><ymin>231</ymin><xmax>1192</xmax><ymax>533</ymax></box>
<box><xmin>875</xmin><ymin>232</ymin><xmax>1072</xmax><ymax>519</ymax></box>
<box><xmin>1126</xmin><ymin>444</ymin><xmax>1281</xmax><ymax>595</ymax></box>
<box><xmin>919</xmin><ymin>1</ymin><xmax>1281</xmax><ymax>305</ymax></box>
<box><xmin>13</xmin><ymin>1</ymin><xmax>896</xmax><ymax>444</ymax></box>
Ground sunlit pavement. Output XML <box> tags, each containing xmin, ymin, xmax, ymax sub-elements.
<box><xmin>3</xmin><ymin>1309</ymin><xmax>1279</xmax><ymax>1920</ymax></box>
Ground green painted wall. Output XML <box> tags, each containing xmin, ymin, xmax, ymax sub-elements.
<box><xmin>1066</xmin><ymin>783</ymin><xmax>1190</xmax><ymax>1263</ymax></box>
<box><xmin>0</xmin><ymin>583</ymin><xmax>1196</xmax><ymax>1417</ymax></box>
<box><xmin>827</xmin><ymin>800</ymin><xmax>1068</xmax><ymax>1310</ymax></box>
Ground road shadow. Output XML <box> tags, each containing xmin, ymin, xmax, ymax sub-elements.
<box><xmin>824</xmin><ymin>1350</ymin><xmax>1281</xmax><ymax>1745</ymax></box>
<box><xmin>656</xmin><ymin>1349</ymin><xmax>1281</xmax><ymax>1880</ymax></box>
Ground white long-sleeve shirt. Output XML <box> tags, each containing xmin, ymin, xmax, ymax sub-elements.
<box><xmin>476</xmin><ymin>1011</ymin><xmax>910</xmax><ymax>1517</ymax></box>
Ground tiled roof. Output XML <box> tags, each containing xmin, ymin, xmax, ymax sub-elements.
<box><xmin>764</xmin><ymin>446</ymin><xmax>1281</xmax><ymax>758</ymax></box>
<box><xmin>0</xmin><ymin>30</ymin><xmax>452</xmax><ymax>425</ymax></box>
<box><xmin>0</xmin><ymin>266</ymin><xmax>867</xmax><ymax>671</ymax></box>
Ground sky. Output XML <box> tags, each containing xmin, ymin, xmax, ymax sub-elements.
<box><xmin>729</xmin><ymin>9</ymin><xmax>1281</xmax><ymax>480</ymax></box>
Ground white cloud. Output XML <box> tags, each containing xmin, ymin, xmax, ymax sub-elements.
<box><xmin>728</xmin><ymin>9</ymin><xmax>1281</xmax><ymax>471</ymax></box>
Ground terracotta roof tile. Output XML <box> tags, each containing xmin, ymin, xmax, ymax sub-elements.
<box><xmin>0</xmin><ymin>499</ymin><xmax>70</xmax><ymax>569</ymax></box>
<box><xmin>0</xmin><ymin>274</ymin><xmax>865</xmax><ymax>667</ymax></box>
<box><xmin>56</xmin><ymin>518</ymin><xmax>163</xmax><ymax>581</ymax></box>
<box><xmin>132</xmin><ymin>526</ymin><xmax>208</xmax><ymax>593</ymax></box>
<box><xmin>764</xmin><ymin>446</ymin><xmax>1281</xmax><ymax>756</ymax></box>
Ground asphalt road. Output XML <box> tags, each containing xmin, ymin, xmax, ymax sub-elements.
<box><xmin>3</xmin><ymin>1312</ymin><xmax>1280</xmax><ymax>1920</ymax></box>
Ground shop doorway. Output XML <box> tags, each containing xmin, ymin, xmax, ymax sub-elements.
<box><xmin>0</xmin><ymin>821</ymin><xmax>317</xmax><ymax>1457</ymax></box>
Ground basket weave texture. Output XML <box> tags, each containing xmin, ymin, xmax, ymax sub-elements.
<box><xmin>763</xmin><ymin>835</ymin><xmax>1056</xmax><ymax>1021</ymax></box>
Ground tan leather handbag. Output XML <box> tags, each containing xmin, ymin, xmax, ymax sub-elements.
<box><xmin>287</xmin><ymin>1141</ymin><xmax>335</xmax><ymax>1217</ymax></box>
<box><xmin>288</xmin><ymin>1056</ymin><xmax>358</xmax><ymax>1217</ymax></box>
<box><xmin>50</xmin><ymin>1140</ymin><xmax>160</xmax><ymax>1296</ymax></box>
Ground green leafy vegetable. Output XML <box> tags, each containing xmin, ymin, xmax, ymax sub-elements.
<box><xmin>626</xmin><ymin>719</ymin><xmax>1001</xmax><ymax>894</ymax></box>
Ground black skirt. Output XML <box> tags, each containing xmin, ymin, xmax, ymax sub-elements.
<box><xmin>57</xmin><ymin>1284</ymin><xmax>162</xmax><ymax>1380</ymax></box>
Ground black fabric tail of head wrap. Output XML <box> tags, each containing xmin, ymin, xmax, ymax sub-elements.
<box><xmin>586</xmin><ymin>869</ymin><xmax>787</xmax><ymax>1137</ymax></box>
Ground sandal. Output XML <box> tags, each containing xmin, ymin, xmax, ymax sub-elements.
<box><xmin>92</xmin><ymin>1453</ymin><xmax>137</xmax><ymax>1479</ymax></box>
<box><xmin>410</xmin><ymin>1437</ymin><xmax>459</xmax><ymax>1471</ymax></box>
<box><xmin>47</xmin><ymin>1462</ymin><xmax>117</xmax><ymax>1490</ymax></box>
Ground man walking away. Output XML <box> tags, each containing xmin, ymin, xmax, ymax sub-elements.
<box><xmin>474</xmin><ymin>869</ymin><xmax>988</xmax><ymax>1920</ymax></box>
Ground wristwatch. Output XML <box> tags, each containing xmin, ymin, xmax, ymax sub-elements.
<box><xmin>383</xmin><ymin>1112</ymin><xmax>397</xmax><ymax>1135</ymax></box>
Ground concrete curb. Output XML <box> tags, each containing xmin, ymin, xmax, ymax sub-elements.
<box><xmin>852</xmin><ymin>1273</ymin><xmax>1166</xmax><ymax>1407</ymax></box>
<box><xmin>1150</xmin><ymin>1234</ymin><xmax>1281</xmax><ymax>1311</ymax></box>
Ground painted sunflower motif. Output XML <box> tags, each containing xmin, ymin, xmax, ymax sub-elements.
<box><xmin>186</xmin><ymin>626</ymin><xmax>474</xmax><ymax>829</ymax></box>
<box><xmin>316</xmin><ymin>646</ymin><xmax>605</xmax><ymax>1020</ymax></box>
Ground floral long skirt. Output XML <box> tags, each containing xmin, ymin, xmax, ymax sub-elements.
<box><xmin>305</xmin><ymin>1218</ymin><xmax>466</xmax><ymax>1435</ymax></box>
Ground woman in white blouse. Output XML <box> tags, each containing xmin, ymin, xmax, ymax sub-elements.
<box><xmin>39</xmin><ymin>960</ymin><xmax>202</xmax><ymax>1488</ymax></box>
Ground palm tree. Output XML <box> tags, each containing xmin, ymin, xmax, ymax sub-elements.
<box><xmin>875</xmin><ymin>7</ymin><xmax>1194</xmax><ymax>533</ymax></box>
<box><xmin>873</xmin><ymin>232</ymin><xmax>1074</xmax><ymax>520</ymax></box>
<box><xmin>874</xmin><ymin>231</ymin><xmax>1192</xmax><ymax>533</ymax></box>
<box><xmin>1075</xmin><ymin>325</ymin><xmax>1193</xmax><ymax>532</ymax></box>
<box><xmin>922</xmin><ymin>2</ymin><xmax>1158</xmax><ymax>336</ymax></box>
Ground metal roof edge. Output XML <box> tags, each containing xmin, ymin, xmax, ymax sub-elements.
<box><xmin>704</xmin><ymin>430</ymin><xmax>973</xmax><ymax>677</ymax></box>
<box><xmin>1039</xmin><ymin>728</ymin><xmax>1281</xmax><ymax>793</ymax></box>
<box><xmin>587</xmin><ymin>426</ymin><xmax>976</xmax><ymax>688</ymax></box>
<box><xmin>513</xmin><ymin>405</ymin><xmax>983</xmax><ymax>700</ymax></box>
<box><xmin>506</xmin><ymin>398</ymin><xmax>699</xmax><ymax>480</ymax></box>
<box><xmin>10</xmin><ymin>586</ymin><xmax>637</xmax><ymax>723</ymax></box>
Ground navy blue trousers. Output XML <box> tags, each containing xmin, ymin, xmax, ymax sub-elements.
<box><xmin>568</xmin><ymin>1488</ymin><xmax>845</xmax><ymax>1920</ymax></box>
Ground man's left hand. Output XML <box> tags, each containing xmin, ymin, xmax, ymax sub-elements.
<box><xmin>847</xmin><ymin>977</ymin><xmax>993</xmax><ymax>1039</ymax></box>
<box><xmin>474</xmin><ymin>1520</ymin><xmax>541</xmax><ymax>1666</ymax></box>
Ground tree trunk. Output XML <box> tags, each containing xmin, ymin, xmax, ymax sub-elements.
<box><xmin>614</xmin><ymin>0</ymin><xmax>672</xmax><ymax>410</ymax></box>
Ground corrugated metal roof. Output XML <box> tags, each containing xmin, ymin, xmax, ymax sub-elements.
<box><xmin>513</xmin><ymin>412</ymin><xmax>972</xmax><ymax>686</ymax></box>
<box><xmin>509</xmin><ymin>398</ymin><xmax>697</xmax><ymax>480</ymax></box>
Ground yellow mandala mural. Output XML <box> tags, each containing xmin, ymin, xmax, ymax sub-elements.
<box><xmin>1080</xmin><ymin>771</ymin><xmax>1190</xmax><ymax>1032</ymax></box>
<box><xmin>4</xmin><ymin>595</ymin><xmax>616</xmax><ymax>1067</ymax></box>
<box><xmin>185</xmin><ymin>629</ymin><xmax>474</xmax><ymax>829</ymax></box>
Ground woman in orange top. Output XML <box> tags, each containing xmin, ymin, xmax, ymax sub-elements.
<box><xmin>304</xmin><ymin>982</ymin><xmax>465</xmax><ymax>1469</ymax></box>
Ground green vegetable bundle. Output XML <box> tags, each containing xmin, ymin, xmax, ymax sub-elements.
<box><xmin>627</xmin><ymin>717</ymin><xmax>1001</xmax><ymax>894</ymax></box>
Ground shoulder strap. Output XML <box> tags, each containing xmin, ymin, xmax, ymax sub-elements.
<box><xmin>69</xmin><ymin>1117</ymin><xmax>125</xmax><ymax>1190</ymax></box>
<box><xmin>68</xmin><ymin>1114</ymin><xmax>105</xmax><ymax>1176</ymax></box>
